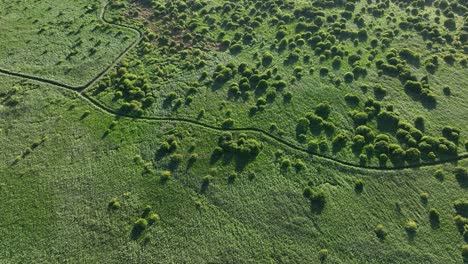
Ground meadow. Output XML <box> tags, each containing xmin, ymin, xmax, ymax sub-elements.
<box><xmin>0</xmin><ymin>0</ymin><xmax>467</xmax><ymax>263</ymax></box>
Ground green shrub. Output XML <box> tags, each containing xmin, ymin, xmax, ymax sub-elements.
<box><xmin>332</xmin><ymin>133</ymin><xmax>348</xmax><ymax>151</ymax></box>
<box><xmin>405</xmin><ymin>220</ymin><xmax>418</xmax><ymax>234</ymax></box>
<box><xmin>429</xmin><ymin>208</ymin><xmax>440</xmax><ymax>223</ymax></box>
<box><xmin>262</xmin><ymin>52</ymin><xmax>273</xmax><ymax>66</ymax></box>
<box><xmin>148</xmin><ymin>213</ymin><xmax>160</xmax><ymax>224</ymax></box>
<box><xmin>434</xmin><ymin>169</ymin><xmax>445</xmax><ymax>181</ymax></box>
<box><xmin>318</xmin><ymin>249</ymin><xmax>329</xmax><ymax>261</ymax></box>
<box><xmin>354</xmin><ymin>179</ymin><xmax>364</xmax><ymax>193</ymax></box>
<box><xmin>229</xmin><ymin>44</ymin><xmax>242</xmax><ymax>54</ymax></box>
<box><xmin>454</xmin><ymin>199</ymin><xmax>468</xmax><ymax>217</ymax></box>
<box><xmin>344</xmin><ymin>72</ymin><xmax>354</xmax><ymax>83</ymax></box>
<box><xmin>319</xmin><ymin>67</ymin><xmax>329</xmax><ymax>76</ymax></box>
<box><xmin>462</xmin><ymin>245</ymin><xmax>468</xmax><ymax>259</ymax></box>
<box><xmin>405</xmin><ymin>148</ymin><xmax>421</xmax><ymax>164</ymax></box>
<box><xmin>303</xmin><ymin>186</ymin><xmax>313</xmax><ymax>199</ymax></box>
<box><xmin>108</xmin><ymin>198</ymin><xmax>121</xmax><ymax>209</ymax></box>
<box><xmin>404</xmin><ymin>80</ymin><xmax>422</xmax><ymax>94</ymax></box>
<box><xmin>454</xmin><ymin>167</ymin><xmax>468</xmax><ymax>187</ymax></box>
<box><xmin>308</xmin><ymin>140</ymin><xmax>319</xmax><ymax>153</ymax></box>
<box><xmin>420</xmin><ymin>192</ymin><xmax>429</xmax><ymax>203</ymax></box>
<box><xmin>222</xmin><ymin>118</ymin><xmax>234</xmax><ymax>128</ymax></box>
<box><xmin>161</xmin><ymin>170</ymin><xmax>172</xmax><ymax>181</ymax></box>
<box><xmin>375</xmin><ymin>224</ymin><xmax>387</xmax><ymax>240</ymax></box>
<box><xmin>453</xmin><ymin>215</ymin><xmax>468</xmax><ymax>231</ymax></box>
<box><xmin>134</xmin><ymin>218</ymin><xmax>148</xmax><ymax>230</ymax></box>
<box><xmin>315</xmin><ymin>102</ymin><xmax>331</xmax><ymax>119</ymax></box>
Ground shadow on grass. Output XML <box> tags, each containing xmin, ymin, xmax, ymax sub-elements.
<box><xmin>130</xmin><ymin>227</ymin><xmax>144</xmax><ymax>240</ymax></box>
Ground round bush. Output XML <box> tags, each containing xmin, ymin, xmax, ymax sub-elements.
<box><xmin>420</xmin><ymin>192</ymin><xmax>429</xmax><ymax>203</ymax></box>
<box><xmin>108</xmin><ymin>198</ymin><xmax>121</xmax><ymax>209</ymax></box>
<box><xmin>354</xmin><ymin>179</ymin><xmax>364</xmax><ymax>193</ymax></box>
<box><xmin>148</xmin><ymin>213</ymin><xmax>160</xmax><ymax>224</ymax></box>
<box><xmin>375</xmin><ymin>224</ymin><xmax>387</xmax><ymax>240</ymax></box>
<box><xmin>262</xmin><ymin>52</ymin><xmax>273</xmax><ymax>66</ymax></box>
<box><xmin>405</xmin><ymin>220</ymin><xmax>418</xmax><ymax>234</ymax></box>
<box><xmin>454</xmin><ymin>167</ymin><xmax>468</xmax><ymax>186</ymax></box>
<box><xmin>318</xmin><ymin>249</ymin><xmax>329</xmax><ymax>261</ymax></box>
<box><xmin>462</xmin><ymin>245</ymin><xmax>468</xmax><ymax>259</ymax></box>
<box><xmin>344</xmin><ymin>72</ymin><xmax>354</xmax><ymax>83</ymax></box>
<box><xmin>429</xmin><ymin>208</ymin><xmax>440</xmax><ymax>223</ymax></box>
<box><xmin>161</xmin><ymin>170</ymin><xmax>172</xmax><ymax>181</ymax></box>
<box><xmin>134</xmin><ymin>218</ymin><xmax>148</xmax><ymax>230</ymax></box>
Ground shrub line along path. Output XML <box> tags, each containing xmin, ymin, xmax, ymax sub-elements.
<box><xmin>1</xmin><ymin>1</ymin><xmax>466</xmax><ymax>172</ymax></box>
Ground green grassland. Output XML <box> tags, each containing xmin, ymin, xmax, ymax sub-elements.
<box><xmin>1</xmin><ymin>75</ymin><xmax>468</xmax><ymax>263</ymax></box>
<box><xmin>90</xmin><ymin>0</ymin><xmax>468</xmax><ymax>167</ymax></box>
<box><xmin>0</xmin><ymin>0</ymin><xmax>138</xmax><ymax>86</ymax></box>
<box><xmin>1</xmin><ymin>0</ymin><xmax>468</xmax><ymax>263</ymax></box>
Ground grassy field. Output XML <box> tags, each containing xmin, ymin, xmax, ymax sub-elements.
<box><xmin>89</xmin><ymin>0</ymin><xmax>468</xmax><ymax>167</ymax></box>
<box><xmin>1</xmin><ymin>0</ymin><xmax>468</xmax><ymax>263</ymax></box>
<box><xmin>1</xmin><ymin>75</ymin><xmax>467</xmax><ymax>263</ymax></box>
<box><xmin>0</xmin><ymin>0</ymin><xmax>137</xmax><ymax>86</ymax></box>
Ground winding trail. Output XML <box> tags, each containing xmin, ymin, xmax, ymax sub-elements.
<box><xmin>0</xmin><ymin>1</ymin><xmax>466</xmax><ymax>172</ymax></box>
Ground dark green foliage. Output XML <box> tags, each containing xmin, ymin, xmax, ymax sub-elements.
<box><xmin>304</xmin><ymin>188</ymin><xmax>327</xmax><ymax>213</ymax></box>
<box><xmin>344</xmin><ymin>72</ymin><xmax>354</xmax><ymax>83</ymax></box>
<box><xmin>217</xmin><ymin>133</ymin><xmax>262</xmax><ymax>161</ymax></box>
<box><xmin>462</xmin><ymin>245</ymin><xmax>468</xmax><ymax>260</ymax></box>
<box><xmin>108</xmin><ymin>198</ymin><xmax>121</xmax><ymax>209</ymax></box>
<box><xmin>405</xmin><ymin>220</ymin><xmax>418</xmax><ymax>234</ymax></box>
<box><xmin>404</xmin><ymin>80</ymin><xmax>422</xmax><ymax>95</ymax></box>
<box><xmin>344</xmin><ymin>94</ymin><xmax>360</xmax><ymax>106</ymax></box>
<box><xmin>315</xmin><ymin>102</ymin><xmax>331</xmax><ymax>119</ymax></box>
<box><xmin>229</xmin><ymin>43</ymin><xmax>242</xmax><ymax>54</ymax></box>
<box><xmin>332</xmin><ymin>133</ymin><xmax>348</xmax><ymax>152</ymax></box>
<box><xmin>429</xmin><ymin>208</ymin><xmax>440</xmax><ymax>227</ymax></box>
<box><xmin>319</xmin><ymin>67</ymin><xmax>329</xmax><ymax>76</ymax></box>
<box><xmin>354</xmin><ymin>179</ymin><xmax>364</xmax><ymax>193</ymax></box>
<box><xmin>262</xmin><ymin>52</ymin><xmax>273</xmax><ymax>66</ymax></box>
<box><xmin>318</xmin><ymin>249</ymin><xmax>329</xmax><ymax>262</ymax></box>
<box><xmin>454</xmin><ymin>199</ymin><xmax>468</xmax><ymax>217</ymax></box>
<box><xmin>405</xmin><ymin>148</ymin><xmax>421</xmax><ymax>164</ymax></box>
<box><xmin>454</xmin><ymin>167</ymin><xmax>468</xmax><ymax>187</ymax></box>
<box><xmin>377</xmin><ymin>111</ymin><xmax>399</xmax><ymax>132</ymax></box>
<box><xmin>134</xmin><ymin>218</ymin><xmax>148</xmax><ymax>231</ymax></box>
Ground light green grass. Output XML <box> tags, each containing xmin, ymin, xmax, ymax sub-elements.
<box><xmin>0</xmin><ymin>0</ymin><xmax>137</xmax><ymax>86</ymax></box>
<box><xmin>1</xmin><ymin>75</ymin><xmax>467</xmax><ymax>263</ymax></box>
<box><xmin>91</xmin><ymin>0</ymin><xmax>468</xmax><ymax>166</ymax></box>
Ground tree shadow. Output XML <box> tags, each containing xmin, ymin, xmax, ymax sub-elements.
<box><xmin>430</xmin><ymin>218</ymin><xmax>440</xmax><ymax>229</ymax></box>
<box><xmin>310</xmin><ymin>200</ymin><xmax>325</xmax><ymax>214</ymax></box>
<box><xmin>130</xmin><ymin>227</ymin><xmax>144</xmax><ymax>240</ymax></box>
